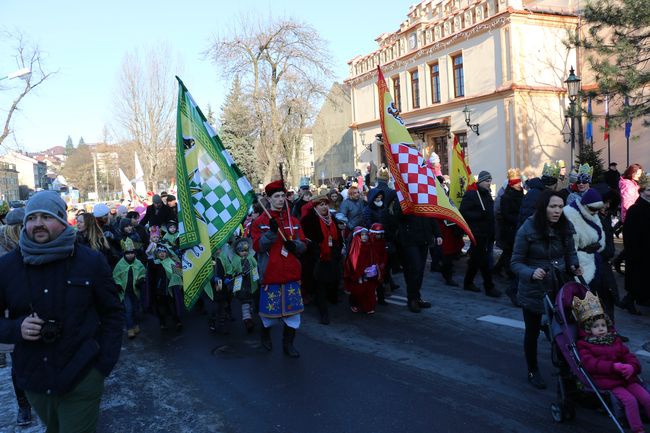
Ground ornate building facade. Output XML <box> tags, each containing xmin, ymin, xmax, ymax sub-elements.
<box><xmin>346</xmin><ymin>0</ymin><xmax>595</xmax><ymax>186</ymax></box>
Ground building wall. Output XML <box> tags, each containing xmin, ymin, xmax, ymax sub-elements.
<box><xmin>0</xmin><ymin>163</ymin><xmax>19</xmax><ymax>202</ymax></box>
<box><xmin>291</xmin><ymin>134</ymin><xmax>314</xmax><ymax>188</ymax></box>
<box><xmin>345</xmin><ymin>1</ymin><xmax>588</xmax><ymax>187</ymax></box>
<box><xmin>0</xmin><ymin>152</ymin><xmax>38</xmax><ymax>190</ymax></box>
<box><xmin>313</xmin><ymin>83</ymin><xmax>355</xmax><ymax>186</ymax></box>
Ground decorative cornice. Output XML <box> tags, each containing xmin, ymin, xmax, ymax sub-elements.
<box><xmin>345</xmin><ymin>13</ymin><xmax>511</xmax><ymax>87</ymax></box>
<box><xmin>348</xmin><ymin>82</ymin><xmax>569</xmax><ymax>130</ymax></box>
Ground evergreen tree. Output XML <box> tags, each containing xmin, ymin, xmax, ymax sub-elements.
<box><xmin>206</xmin><ymin>104</ymin><xmax>217</xmax><ymax>130</ymax></box>
<box><xmin>65</xmin><ymin>135</ymin><xmax>74</xmax><ymax>156</ymax></box>
<box><xmin>577</xmin><ymin>0</ymin><xmax>650</xmax><ymax>125</ymax></box>
<box><xmin>575</xmin><ymin>146</ymin><xmax>606</xmax><ymax>183</ymax></box>
<box><xmin>78</xmin><ymin>136</ymin><xmax>85</xmax><ymax>146</ymax></box>
<box><xmin>219</xmin><ymin>77</ymin><xmax>259</xmax><ymax>186</ymax></box>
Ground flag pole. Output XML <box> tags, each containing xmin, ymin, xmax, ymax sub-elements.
<box><xmin>257</xmin><ymin>198</ymin><xmax>288</xmax><ymax>242</ymax></box>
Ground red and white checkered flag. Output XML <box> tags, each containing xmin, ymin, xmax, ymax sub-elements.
<box><xmin>377</xmin><ymin>66</ymin><xmax>475</xmax><ymax>243</ymax></box>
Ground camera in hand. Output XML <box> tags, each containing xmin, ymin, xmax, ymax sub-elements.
<box><xmin>40</xmin><ymin>319</ymin><xmax>62</xmax><ymax>344</ymax></box>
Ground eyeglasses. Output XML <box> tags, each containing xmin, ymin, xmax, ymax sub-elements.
<box><xmin>576</xmin><ymin>181</ymin><xmax>589</xmax><ymax>185</ymax></box>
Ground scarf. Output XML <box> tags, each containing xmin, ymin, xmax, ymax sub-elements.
<box><xmin>584</xmin><ymin>333</ymin><xmax>617</xmax><ymax>345</ymax></box>
<box><xmin>317</xmin><ymin>211</ymin><xmax>338</xmax><ymax>261</ymax></box>
<box><xmin>19</xmin><ymin>226</ymin><xmax>76</xmax><ymax>265</ymax></box>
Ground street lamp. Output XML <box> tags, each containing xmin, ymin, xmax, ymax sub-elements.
<box><xmin>462</xmin><ymin>104</ymin><xmax>480</xmax><ymax>136</ymax></box>
<box><xmin>0</xmin><ymin>67</ymin><xmax>31</xmax><ymax>82</ymax></box>
<box><xmin>564</xmin><ymin>66</ymin><xmax>581</xmax><ymax>168</ymax></box>
<box><xmin>359</xmin><ymin>131</ymin><xmax>372</xmax><ymax>152</ymax></box>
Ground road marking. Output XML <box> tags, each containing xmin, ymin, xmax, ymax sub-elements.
<box><xmin>385</xmin><ymin>299</ymin><xmax>406</xmax><ymax>306</ymax></box>
<box><xmin>477</xmin><ymin>315</ymin><xmax>525</xmax><ymax>330</ymax></box>
<box><xmin>636</xmin><ymin>350</ymin><xmax>650</xmax><ymax>358</ymax></box>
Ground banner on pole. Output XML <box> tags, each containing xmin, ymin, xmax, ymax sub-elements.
<box><xmin>376</xmin><ymin>66</ymin><xmax>474</xmax><ymax>243</ymax></box>
<box><xmin>175</xmin><ymin>77</ymin><xmax>255</xmax><ymax>309</ymax></box>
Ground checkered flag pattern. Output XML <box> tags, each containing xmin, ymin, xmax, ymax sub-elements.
<box><xmin>193</xmin><ymin>148</ymin><xmax>242</xmax><ymax>237</ymax></box>
<box><xmin>392</xmin><ymin>143</ymin><xmax>438</xmax><ymax>205</ymax></box>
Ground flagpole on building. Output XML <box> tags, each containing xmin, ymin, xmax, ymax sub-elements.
<box><xmin>625</xmin><ymin>96</ymin><xmax>631</xmax><ymax>167</ymax></box>
<box><xmin>604</xmin><ymin>94</ymin><xmax>610</xmax><ymax>165</ymax></box>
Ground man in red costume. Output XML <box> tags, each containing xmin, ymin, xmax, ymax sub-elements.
<box><xmin>251</xmin><ymin>180</ymin><xmax>306</xmax><ymax>358</ymax></box>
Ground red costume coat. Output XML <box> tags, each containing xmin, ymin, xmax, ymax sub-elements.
<box><xmin>251</xmin><ymin>208</ymin><xmax>304</xmax><ymax>285</ymax></box>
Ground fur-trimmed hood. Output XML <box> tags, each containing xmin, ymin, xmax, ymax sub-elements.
<box><xmin>563</xmin><ymin>199</ymin><xmax>605</xmax><ymax>283</ymax></box>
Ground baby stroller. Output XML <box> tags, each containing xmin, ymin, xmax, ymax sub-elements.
<box><xmin>544</xmin><ymin>280</ymin><xmax>631</xmax><ymax>432</ymax></box>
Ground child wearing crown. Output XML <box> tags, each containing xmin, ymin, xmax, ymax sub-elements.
<box><xmin>574</xmin><ymin>292</ymin><xmax>650</xmax><ymax>433</ymax></box>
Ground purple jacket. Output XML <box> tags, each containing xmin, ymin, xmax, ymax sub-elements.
<box><xmin>577</xmin><ymin>336</ymin><xmax>641</xmax><ymax>390</ymax></box>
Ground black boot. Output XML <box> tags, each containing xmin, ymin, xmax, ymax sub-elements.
<box><xmin>260</xmin><ymin>326</ymin><xmax>272</xmax><ymax>351</ymax></box>
<box><xmin>282</xmin><ymin>325</ymin><xmax>300</xmax><ymax>358</ymax></box>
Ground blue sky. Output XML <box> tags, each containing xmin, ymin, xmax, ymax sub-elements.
<box><xmin>0</xmin><ymin>0</ymin><xmax>411</xmax><ymax>152</ymax></box>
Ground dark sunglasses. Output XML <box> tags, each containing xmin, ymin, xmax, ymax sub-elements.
<box><xmin>576</xmin><ymin>180</ymin><xmax>589</xmax><ymax>185</ymax></box>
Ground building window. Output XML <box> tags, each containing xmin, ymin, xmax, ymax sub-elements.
<box><xmin>452</xmin><ymin>54</ymin><xmax>464</xmax><ymax>98</ymax></box>
<box><xmin>393</xmin><ymin>75</ymin><xmax>402</xmax><ymax>112</ymax></box>
<box><xmin>410</xmin><ymin>70</ymin><xmax>420</xmax><ymax>109</ymax></box>
<box><xmin>430</xmin><ymin>63</ymin><xmax>441</xmax><ymax>103</ymax></box>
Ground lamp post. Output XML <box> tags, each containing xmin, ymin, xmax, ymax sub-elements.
<box><xmin>564</xmin><ymin>66</ymin><xmax>581</xmax><ymax>169</ymax></box>
<box><xmin>462</xmin><ymin>104</ymin><xmax>480</xmax><ymax>136</ymax></box>
<box><xmin>0</xmin><ymin>67</ymin><xmax>31</xmax><ymax>82</ymax></box>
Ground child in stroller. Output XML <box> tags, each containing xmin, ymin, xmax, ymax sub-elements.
<box><xmin>573</xmin><ymin>291</ymin><xmax>650</xmax><ymax>433</ymax></box>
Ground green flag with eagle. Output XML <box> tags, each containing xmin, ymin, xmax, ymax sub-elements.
<box><xmin>176</xmin><ymin>77</ymin><xmax>255</xmax><ymax>309</ymax></box>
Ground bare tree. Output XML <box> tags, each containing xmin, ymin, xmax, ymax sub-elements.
<box><xmin>0</xmin><ymin>31</ymin><xmax>55</xmax><ymax>149</ymax></box>
<box><xmin>112</xmin><ymin>45</ymin><xmax>177</xmax><ymax>191</ymax></box>
<box><xmin>205</xmin><ymin>15</ymin><xmax>333</xmax><ymax>183</ymax></box>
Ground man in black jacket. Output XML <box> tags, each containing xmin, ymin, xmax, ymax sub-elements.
<box><xmin>460</xmin><ymin>171</ymin><xmax>500</xmax><ymax>297</ymax></box>
<box><xmin>386</xmin><ymin>198</ymin><xmax>442</xmax><ymax>313</ymax></box>
<box><xmin>0</xmin><ymin>191</ymin><xmax>123</xmax><ymax>432</ymax></box>
<box><xmin>140</xmin><ymin>194</ymin><xmax>172</xmax><ymax>228</ymax></box>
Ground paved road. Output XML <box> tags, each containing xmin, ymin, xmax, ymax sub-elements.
<box><xmin>2</xmin><ymin>248</ymin><xmax>649</xmax><ymax>433</ymax></box>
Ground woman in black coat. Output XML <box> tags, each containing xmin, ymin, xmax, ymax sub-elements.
<box><xmin>622</xmin><ymin>179</ymin><xmax>650</xmax><ymax>314</ymax></box>
<box><xmin>301</xmin><ymin>195</ymin><xmax>343</xmax><ymax>325</ymax></box>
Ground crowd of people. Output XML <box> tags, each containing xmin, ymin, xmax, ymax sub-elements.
<box><xmin>0</xmin><ymin>155</ymin><xmax>648</xmax><ymax>431</ymax></box>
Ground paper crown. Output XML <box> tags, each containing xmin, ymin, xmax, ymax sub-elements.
<box><xmin>149</xmin><ymin>226</ymin><xmax>161</xmax><ymax>238</ymax></box>
<box><xmin>542</xmin><ymin>162</ymin><xmax>560</xmax><ymax>179</ymax></box>
<box><xmin>556</xmin><ymin>159</ymin><xmax>566</xmax><ymax>169</ymax></box>
<box><xmin>576</xmin><ymin>163</ymin><xmax>593</xmax><ymax>183</ymax></box>
<box><xmin>572</xmin><ymin>291</ymin><xmax>604</xmax><ymax>324</ymax></box>
<box><xmin>122</xmin><ymin>238</ymin><xmax>135</xmax><ymax>252</ymax></box>
<box><xmin>507</xmin><ymin>168</ymin><xmax>521</xmax><ymax>181</ymax></box>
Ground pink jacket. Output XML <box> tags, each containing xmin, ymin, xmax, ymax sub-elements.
<box><xmin>577</xmin><ymin>336</ymin><xmax>641</xmax><ymax>390</ymax></box>
<box><xmin>619</xmin><ymin>177</ymin><xmax>639</xmax><ymax>222</ymax></box>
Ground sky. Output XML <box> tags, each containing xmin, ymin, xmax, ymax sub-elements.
<box><xmin>0</xmin><ymin>0</ymin><xmax>414</xmax><ymax>152</ymax></box>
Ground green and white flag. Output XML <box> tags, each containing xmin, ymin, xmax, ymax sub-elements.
<box><xmin>176</xmin><ymin>77</ymin><xmax>254</xmax><ymax>309</ymax></box>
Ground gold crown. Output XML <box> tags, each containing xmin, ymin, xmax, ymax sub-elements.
<box><xmin>542</xmin><ymin>162</ymin><xmax>560</xmax><ymax>178</ymax></box>
<box><xmin>556</xmin><ymin>160</ymin><xmax>566</xmax><ymax>169</ymax></box>
<box><xmin>122</xmin><ymin>237</ymin><xmax>135</xmax><ymax>252</ymax></box>
<box><xmin>577</xmin><ymin>163</ymin><xmax>593</xmax><ymax>178</ymax></box>
<box><xmin>572</xmin><ymin>291</ymin><xmax>604</xmax><ymax>324</ymax></box>
<box><xmin>507</xmin><ymin>168</ymin><xmax>521</xmax><ymax>180</ymax></box>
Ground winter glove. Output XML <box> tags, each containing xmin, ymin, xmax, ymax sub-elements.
<box><xmin>581</xmin><ymin>242</ymin><xmax>601</xmax><ymax>254</ymax></box>
<box><xmin>614</xmin><ymin>363</ymin><xmax>635</xmax><ymax>379</ymax></box>
<box><xmin>269</xmin><ymin>219</ymin><xmax>279</xmax><ymax>233</ymax></box>
<box><xmin>284</xmin><ymin>240</ymin><xmax>297</xmax><ymax>254</ymax></box>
